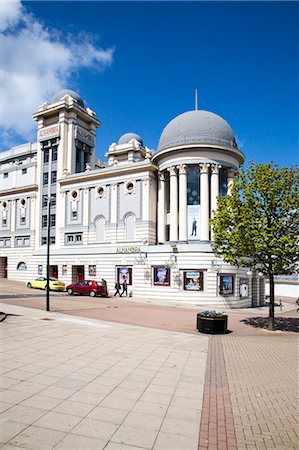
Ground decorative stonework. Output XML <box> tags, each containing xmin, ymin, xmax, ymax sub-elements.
<box><xmin>199</xmin><ymin>163</ymin><xmax>210</xmax><ymax>174</ymax></box>
<box><xmin>158</xmin><ymin>172</ymin><xmax>165</xmax><ymax>182</ymax></box>
<box><xmin>168</xmin><ymin>166</ymin><xmax>177</xmax><ymax>176</ymax></box>
<box><xmin>211</xmin><ymin>164</ymin><xmax>222</xmax><ymax>174</ymax></box>
<box><xmin>227</xmin><ymin>168</ymin><xmax>236</xmax><ymax>179</ymax></box>
<box><xmin>179</xmin><ymin>164</ymin><xmax>187</xmax><ymax>175</ymax></box>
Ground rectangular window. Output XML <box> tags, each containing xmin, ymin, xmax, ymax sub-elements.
<box><xmin>50</xmin><ymin>214</ymin><xmax>56</xmax><ymax>227</ymax></box>
<box><xmin>22</xmin><ymin>168</ymin><xmax>27</xmax><ymax>174</ymax></box>
<box><xmin>72</xmin><ymin>210</ymin><xmax>78</xmax><ymax>219</ymax></box>
<box><xmin>16</xmin><ymin>238</ymin><xmax>23</xmax><ymax>246</ymax></box>
<box><xmin>51</xmin><ymin>171</ymin><xmax>57</xmax><ymax>183</ymax></box>
<box><xmin>50</xmin><ymin>236</ymin><xmax>55</xmax><ymax>244</ymax></box>
<box><xmin>2</xmin><ymin>218</ymin><xmax>7</xmax><ymax>226</ymax></box>
<box><xmin>42</xmin><ymin>195</ymin><xmax>48</xmax><ymax>208</ymax></box>
<box><xmin>153</xmin><ymin>266</ymin><xmax>170</xmax><ymax>286</ymax></box>
<box><xmin>24</xmin><ymin>237</ymin><xmax>30</xmax><ymax>246</ymax></box>
<box><xmin>51</xmin><ymin>194</ymin><xmax>56</xmax><ymax>206</ymax></box>
<box><xmin>43</xmin><ymin>149</ymin><xmax>49</xmax><ymax>163</ymax></box>
<box><xmin>43</xmin><ymin>172</ymin><xmax>48</xmax><ymax>185</ymax></box>
<box><xmin>65</xmin><ymin>233</ymin><xmax>82</xmax><ymax>245</ymax></box>
<box><xmin>183</xmin><ymin>270</ymin><xmax>204</xmax><ymax>291</ymax></box>
<box><xmin>0</xmin><ymin>238</ymin><xmax>11</xmax><ymax>247</ymax></box>
<box><xmin>41</xmin><ymin>236</ymin><xmax>47</xmax><ymax>245</ymax></box>
<box><xmin>20</xmin><ymin>216</ymin><xmax>26</xmax><ymax>224</ymax></box>
<box><xmin>42</xmin><ymin>215</ymin><xmax>47</xmax><ymax>228</ymax></box>
<box><xmin>219</xmin><ymin>274</ymin><xmax>234</xmax><ymax>295</ymax></box>
<box><xmin>52</xmin><ymin>147</ymin><xmax>57</xmax><ymax>161</ymax></box>
<box><xmin>4</xmin><ymin>172</ymin><xmax>8</xmax><ymax>179</ymax></box>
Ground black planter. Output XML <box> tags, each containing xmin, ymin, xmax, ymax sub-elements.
<box><xmin>196</xmin><ymin>314</ymin><xmax>228</xmax><ymax>334</ymax></box>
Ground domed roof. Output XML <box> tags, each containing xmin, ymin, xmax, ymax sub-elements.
<box><xmin>157</xmin><ymin>110</ymin><xmax>237</xmax><ymax>151</ymax></box>
<box><xmin>118</xmin><ymin>133</ymin><xmax>143</xmax><ymax>146</ymax></box>
<box><xmin>51</xmin><ymin>89</ymin><xmax>84</xmax><ymax>108</ymax></box>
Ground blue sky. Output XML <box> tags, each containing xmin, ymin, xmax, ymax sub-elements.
<box><xmin>1</xmin><ymin>1</ymin><xmax>298</xmax><ymax>167</ymax></box>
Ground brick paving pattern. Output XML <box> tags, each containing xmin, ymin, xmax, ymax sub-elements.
<box><xmin>222</xmin><ymin>335</ymin><xmax>299</xmax><ymax>450</ymax></box>
<box><xmin>198</xmin><ymin>337</ymin><xmax>237</xmax><ymax>450</ymax></box>
<box><xmin>0</xmin><ymin>280</ymin><xmax>298</xmax><ymax>450</ymax></box>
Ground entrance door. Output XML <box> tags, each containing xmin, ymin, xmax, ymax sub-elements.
<box><xmin>0</xmin><ymin>257</ymin><xmax>7</xmax><ymax>278</ymax></box>
<box><xmin>72</xmin><ymin>265</ymin><xmax>85</xmax><ymax>283</ymax></box>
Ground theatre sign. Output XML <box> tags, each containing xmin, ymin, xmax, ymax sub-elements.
<box><xmin>76</xmin><ymin>126</ymin><xmax>95</xmax><ymax>147</ymax></box>
<box><xmin>38</xmin><ymin>124</ymin><xmax>60</xmax><ymax>141</ymax></box>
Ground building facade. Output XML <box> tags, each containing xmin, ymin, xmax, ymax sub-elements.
<box><xmin>0</xmin><ymin>90</ymin><xmax>265</xmax><ymax>307</ymax></box>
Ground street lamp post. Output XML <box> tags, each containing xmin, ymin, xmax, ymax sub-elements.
<box><xmin>46</xmin><ymin>195</ymin><xmax>51</xmax><ymax>312</ymax></box>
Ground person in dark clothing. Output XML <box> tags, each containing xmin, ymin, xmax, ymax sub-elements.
<box><xmin>120</xmin><ymin>279</ymin><xmax>128</xmax><ymax>297</ymax></box>
<box><xmin>191</xmin><ymin>218</ymin><xmax>197</xmax><ymax>236</ymax></box>
<box><xmin>114</xmin><ymin>281</ymin><xmax>121</xmax><ymax>296</ymax></box>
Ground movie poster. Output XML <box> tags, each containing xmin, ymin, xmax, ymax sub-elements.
<box><xmin>117</xmin><ymin>267</ymin><xmax>132</xmax><ymax>285</ymax></box>
<box><xmin>183</xmin><ymin>271</ymin><xmax>203</xmax><ymax>291</ymax></box>
<box><xmin>219</xmin><ymin>275</ymin><xmax>234</xmax><ymax>295</ymax></box>
<box><xmin>188</xmin><ymin>205</ymin><xmax>200</xmax><ymax>240</ymax></box>
<box><xmin>153</xmin><ymin>266</ymin><xmax>170</xmax><ymax>286</ymax></box>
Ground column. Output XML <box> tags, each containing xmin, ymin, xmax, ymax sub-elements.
<box><xmin>210</xmin><ymin>164</ymin><xmax>221</xmax><ymax>240</ymax></box>
<box><xmin>227</xmin><ymin>168</ymin><xmax>236</xmax><ymax>194</ymax></box>
<box><xmin>157</xmin><ymin>172</ymin><xmax>166</xmax><ymax>243</ymax></box>
<box><xmin>179</xmin><ymin>164</ymin><xmax>187</xmax><ymax>241</ymax></box>
<box><xmin>110</xmin><ymin>183</ymin><xmax>118</xmax><ymax>243</ymax></box>
<box><xmin>169</xmin><ymin>166</ymin><xmax>178</xmax><ymax>241</ymax></box>
<box><xmin>199</xmin><ymin>163</ymin><xmax>210</xmax><ymax>241</ymax></box>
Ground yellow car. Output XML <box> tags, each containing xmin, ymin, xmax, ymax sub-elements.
<box><xmin>26</xmin><ymin>277</ymin><xmax>65</xmax><ymax>292</ymax></box>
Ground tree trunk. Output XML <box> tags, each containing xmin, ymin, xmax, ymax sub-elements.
<box><xmin>268</xmin><ymin>273</ymin><xmax>275</xmax><ymax>331</ymax></box>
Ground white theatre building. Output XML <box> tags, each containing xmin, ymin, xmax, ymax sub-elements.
<box><xmin>0</xmin><ymin>90</ymin><xmax>265</xmax><ymax>307</ymax></box>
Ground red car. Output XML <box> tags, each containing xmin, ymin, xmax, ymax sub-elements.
<box><xmin>66</xmin><ymin>280</ymin><xmax>108</xmax><ymax>297</ymax></box>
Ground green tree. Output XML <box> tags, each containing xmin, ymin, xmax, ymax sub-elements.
<box><xmin>210</xmin><ymin>162</ymin><xmax>299</xmax><ymax>331</ymax></box>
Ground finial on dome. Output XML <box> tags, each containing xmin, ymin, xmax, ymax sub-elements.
<box><xmin>195</xmin><ymin>89</ymin><xmax>198</xmax><ymax>111</ymax></box>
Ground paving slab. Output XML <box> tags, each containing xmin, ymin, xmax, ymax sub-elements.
<box><xmin>0</xmin><ymin>302</ymin><xmax>208</xmax><ymax>450</ymax></box>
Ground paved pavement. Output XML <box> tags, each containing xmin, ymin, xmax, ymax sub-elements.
<box><xmin>0</xmin><ymin>279</ymin><xmax>298</xmax><ymax>450</ymax></box>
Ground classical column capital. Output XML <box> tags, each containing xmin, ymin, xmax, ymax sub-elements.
<box><xmin>227</xmin><ymin>168</ymin><xmax>236</xmax><ymax>178</ymax></box>
<box><xmin>168</xmin><ymin>166</ymin><xmax>177</xmax><ymax>176</ymax></box>
<box><xmin>158</xmin><ymin>171</ymin><xmax>165</xmax><ymax>182</ymax></box>
<box><xmin>179</xmin><ymin>164</ymin><xmax>187</xmax><ymax>175</ymax></box>
<box><xmin>199</xmin><ymin>162</ymin><xmax>210</xmax><ymax>174</ymax></box>
<box><xmin>211</xmin><ymin>164</ymin><xmax>222</xmax><ymax>175</ymax></box>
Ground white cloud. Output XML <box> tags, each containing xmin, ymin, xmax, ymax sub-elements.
<box><xmin>0</xmin><ymin>0</ymin><xmax>22</xmax><ymax>31</ymax></box>
<box><xmin>0</xmin><ymin>0</ymin><xmax>114</xmax><ymax>148</ymax></box>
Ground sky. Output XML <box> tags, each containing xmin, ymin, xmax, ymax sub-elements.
<box><xmin>0</xmin><ymin>0</ymin><xmax>298</xmax><ymax>167</ymax></box>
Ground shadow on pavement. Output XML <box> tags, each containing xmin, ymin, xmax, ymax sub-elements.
<box><xmin>241</xmin><ymin>316</ymin><xmax>299</xmax><ymax>332</ymax></box>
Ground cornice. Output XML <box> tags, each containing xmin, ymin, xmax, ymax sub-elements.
<box><xmin>59</xmin><ymin>163</ymin><xmax>159</xmax><ymax>186</ymax></box>
<box><xmin>152</xmin><ymin>143</ymin><xmax>245</xmax><ymax>165</ymax></box>
<box><xmin>33</xmin><ymin>102</ymin><xmax>100</xmax><ymax>127</ymax></box>
<box><xmin>0</xmin><ymin>184</ymin><xmax>38</xmax><ymax>197</ymax></box>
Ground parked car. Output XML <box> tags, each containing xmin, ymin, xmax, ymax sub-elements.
<box><xmin>66</xmin><ymin>280</ymin><xmax>108</xmax><ymax>297</ymax></box>
<box><xmin>26</xmin><ymin>277</ymin><xmax>65</xmax><ymax>291</ymax></box>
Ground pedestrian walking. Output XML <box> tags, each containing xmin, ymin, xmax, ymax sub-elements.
<box><xmin>114</xmin><ymin>281</ymin><xmax>121</xmax><ymax>296</ymax></box>
<box><xmin>120</xmin><ymin>279</ymin><xmax>128</xmax><ymax>297</ymax></box>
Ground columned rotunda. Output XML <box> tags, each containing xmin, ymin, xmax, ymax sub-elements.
<box><xmin>0</xmin><ymin>91</ymin><xmax>265</xmax><ymax>307</ymax></box>
<box><xmin>154</xmin><ymin>110</ymin><xmax>243</xmax><ymax>243</ymax></box>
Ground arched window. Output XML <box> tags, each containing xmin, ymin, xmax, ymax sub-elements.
<box><xmin>125</xmin><ymin>213</ymin><xmax>135</xmax><ymax>241</ymax></box>
<box><xmin>95</xmin><ymin>216</ymin><xmax>105</xmax><ymax>242</ymax></box>
<box><xmin>17</xmin><ymin>262</ymin><xmax>27</xmax><ymax>271</ymax></box>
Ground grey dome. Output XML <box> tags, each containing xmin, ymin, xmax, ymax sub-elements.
<box><xmin>118</xmin><ymin>133</ymin><xmax>143</xmax><ymax>146</ymax></box>
<box><xmin>157</xmin><ymin>110</ymin><xmax>237</xmax><ymax>151</ymax></box>
<box><xmin>51</xmin><ymin>89</ymin><xmax>84</xmax><ymax>108</ymax></box>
